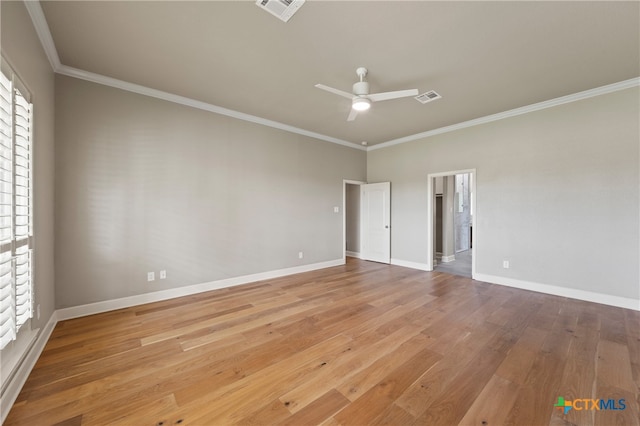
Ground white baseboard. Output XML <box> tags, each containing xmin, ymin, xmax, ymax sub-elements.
<box><xmin>390</xmin><ymin>258</ymin><xmax>431</xmax><ymax>272</ymax></box>
<box><xmin>57</xmin><ymin>259</ymin><xmax>345</xmax><ymax>321</ymax></box>
<box><xmin>1</xmin><ymin>311</ymin><xmax>58</xmax><ymax>424</ymax></box>
<box><xmin>441</xmin><ymin>254</ymin><xmax>456</xmax><ymax>263</ymax></box>
<box><xmin>345</xmin><ymin>251</ymin><xmax>362</xmax><ymax>259</ymax></box>
<box><xmin>474</xmin><ymin>273</ymin><xmax>640</xmax><ymax>311</ymax></box>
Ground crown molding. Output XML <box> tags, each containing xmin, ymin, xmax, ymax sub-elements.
<box><xmin>56</xmin><ymin>64</ymin><xmax>364</xmax><ymax>151</ymax></box>
<box><xmin>24</xmin><ymin>1</ymin><xmax>638</xmax><ymax>154</ymax></box>
<box><xmin>369</xmin><ymin>77</ymin><xmax>640</xmax><ymax>151</ymax></box>
<box><xmin>23</xmin><ymin>1</ymin><xmax>364</xmax><ymax>151</ymax></box>
<box><xmin>23</xmin><ymin>0</ymin><xmax>61</xmax><ymax>71</ymax></box>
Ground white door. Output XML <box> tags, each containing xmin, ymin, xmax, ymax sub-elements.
<box><xmin>361</xmin><ymin>182</ymin><xmax>391</xmax><ymax>263</ymax></box>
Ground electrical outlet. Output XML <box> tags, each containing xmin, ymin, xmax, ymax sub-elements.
<box><xmin>503</xmin><ymin>260</ymin><xmax>510</xmax><ymax>269</ymax></box>
<box><xmin>160</xmin><ymin>270</ymin><xmax>167</xmax><ymax>279</ymax></box>
<box><xmin>147</xmin><ymin>272</ymin><xmax>155</xmax><ymax>281</ymax></box>
<box><xmin>298</xmin><ymin>251</ymin><xmax>303</xmax><ymax>259</ymax></box>
<box><xmin>333</xmin><ymin>206</ymin><xmax>339</xmax><ymax>213</ymax></box>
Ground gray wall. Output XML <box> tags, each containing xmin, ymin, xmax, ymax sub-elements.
<box><xmin>368</xmin><ymin>88</ymin><xmax>639</xmax><ymax>301</ymax></box>
<box><xmin>1</xmin><ymin>1</ymin><xmax>56</xmax><ymax>329</ymax></box>
<box><xmin>345</xmin><ymin>183</ymin><xmax>361</xmax><ymax>253</ymax></box>
<box><xmin>55</xmin><ymin>76</ymin><xmax>366</xmax><ymax>308</ymax></box>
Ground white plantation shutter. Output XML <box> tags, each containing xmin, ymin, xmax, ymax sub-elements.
<box><xmin>0</xmin><ymin>63</ymin><xmax>33</xmax><ymax>351</ymax></box>
<box><xmin>13</xmin><ymin>87</ymin><xmax>32</xmax><ymax>330</ymax></box>
<box><xmin>0</xmin><ymin>70</ymin><xmax>14</xmax><ymax>349</ymax></box>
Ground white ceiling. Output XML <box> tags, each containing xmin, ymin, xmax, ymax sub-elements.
<box><xmin>39</xmin><ymin>1</ymin><xmax>639</xmax><ymax>148</ymax></box>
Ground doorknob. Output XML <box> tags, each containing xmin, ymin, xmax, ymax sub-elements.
<box><xmin>385</xmin><ymin>225</ymin><xmax>389</xmax><ymax>229</ymax></box>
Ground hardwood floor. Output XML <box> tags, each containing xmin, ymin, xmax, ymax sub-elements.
<box><xmin>5</xmin><ymin>258</ymin><xmax>639</xmax><ymax>425</ymax></box>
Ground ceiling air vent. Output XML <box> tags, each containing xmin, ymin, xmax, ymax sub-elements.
<box><xmin>256</xmin><ymin>0</ymin><xmax>305</xmax><ymax>22</ymax></box>
<box><xmin>415</xmin><ymin>90</ymin><xmax>442</xmax><ymax>104</ymax></box>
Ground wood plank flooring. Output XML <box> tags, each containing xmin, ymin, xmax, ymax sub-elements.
<box><xmin>5</xmin><ymin>258</ymin><xmax>639</xmax><ymax>425</ymax></box>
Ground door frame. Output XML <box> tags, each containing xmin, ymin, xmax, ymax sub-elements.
<box><xmin>427</xmin><ymin>169</ymin><xmax>476</xmax><ymax>277</ymax></box>
<box><xmin>343</xmin><ymin>179</ymin><xmax>366</xmax><ymax>262</ymax></box>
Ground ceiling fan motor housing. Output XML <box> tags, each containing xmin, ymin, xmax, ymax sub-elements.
<box><xmin>353</xmin><ymin>81</ymin><xmax>370</xmax><ymax>96</ymax></box>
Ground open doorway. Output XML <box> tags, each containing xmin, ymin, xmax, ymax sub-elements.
<box><xmin>427</xmin><ymin>170</ymin><xmax>476</xmax><ymax>278</ymax></box>
<box><xmin>343</xmin><ymin>180</ymin><xmax>365</xmax><ymax>260</ymax></box>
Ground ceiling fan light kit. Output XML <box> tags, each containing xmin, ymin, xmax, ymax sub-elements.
<box><xmin>352</xmin><ymin>98</ymin><xmax>371</xmax><ymax>111</ymax></box>
<box><xmin>315</xmin><ymin>67</ymin><xmax>420</xmax><ymax>121</ymax></box>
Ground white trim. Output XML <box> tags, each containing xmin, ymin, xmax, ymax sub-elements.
<box><xmin>474</xmin><ymin>273</ymin><xmax>640</xmax><ymax>312</ymax></box>
<box><xmin>370</xmin><ymin>77</ymin><xmax>640</xmax><ymax>151</ymax></box>
<box><xmin>1</xmin><ymin>311</ymin><xmax>57</xmax><ymax>425</ymax></box>
<box><xmin>57</xmin><ymin>259</ymin><xmax>344</xmax><ymax>321</ymax></box>
<box><xmin>390</xmin><ymin>258</ymin><xmax>430</xmax><ymax>272</ymax></box>
<box><xmin>23</xmin><ymin>1</ymin><xmax>61</xmax><ymax>71</ymax></box>
<box><xmin>441</xmin><ymin>254</ymin><xmax>456</xmax><ymax>263</ymax></box>
<box><xmin>345</xmin><ymin>251</ymin><xmax>362</xmax><ymax>259</ymax></box>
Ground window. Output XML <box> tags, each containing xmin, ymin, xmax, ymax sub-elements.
<box><xmin>0</xmin><ymin>62</ymin><xmax>33</xmax><ymax>351</ymax></box>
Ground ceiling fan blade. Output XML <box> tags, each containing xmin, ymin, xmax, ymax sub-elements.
<box><xmin>315</xmin><ymin>84</ymin><xmax>354</xmax><ymax>100</ymax></box>
<box><xmin>347</xmin><ymin>108</ymin><xmax>358</xmax><ymax>122</ymax></box>
<box><xmin>368</xmin><ymin>89</ymin><xmax>419</xmax><ymax>102</ymax></box>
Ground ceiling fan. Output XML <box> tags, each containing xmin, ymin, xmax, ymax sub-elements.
<box><xmin>315</xmin><ymin>67</ymin><xmax>418</xmax><ymax>121</ymax></box>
